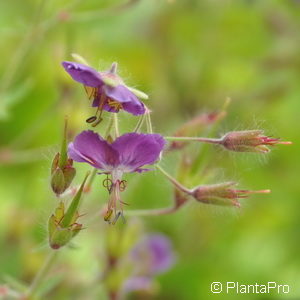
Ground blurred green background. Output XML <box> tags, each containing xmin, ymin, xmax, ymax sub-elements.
<box><xmin>0</xmin><ymin>0</ymin><xmax>299</xmax><ymax>299</ymax></box>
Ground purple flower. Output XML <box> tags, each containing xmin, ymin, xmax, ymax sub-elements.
<box><xmin>123</xmin><ymin>276</ymin><xmax>153</xmax><ymax>293</ymax></box>
<box><xmin>130</xmin><ymin>234</ymin><xmax>175</xmax><ymax>275</ymax></box>
<box><xmin>122</xmin><ymin>235</ymin><xmax>175</xmax><ymax>294</ymax></box>
<box><xmin>68</xmin><ymin>130</ymin><xmax>165</xmax><ymax>175</ymax></box>
<box><xmin>62</xmin><ymin>61</ymin><xmax>146</xmax><ymax>117</ymax></box>
<box><xmin>68</xmin><ymin>131</ymin><xmax>165</xmax><ymax>222</ymax></box>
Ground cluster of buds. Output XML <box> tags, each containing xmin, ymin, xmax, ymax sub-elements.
<box><xmin>50</xmin><ymin>119</ymin><xmax>76</xmax><ymax>195</ymax></box>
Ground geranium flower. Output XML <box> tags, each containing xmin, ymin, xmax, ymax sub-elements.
<box><xmin>62</xmin><ymin>61</ymin><xmax>146</xmax><ymax>124</ymax></box>
<box><xmin>123</xmin><ymin>234</ymin><xmax>175</xmax><ymax>294</ymax></box>
<box><xmin>130</xmin><ymin>234</ymin><xmax>175</xmax><ymax>275</ymax></box>
<box><xmin>68</xmin><ymin>130</ymin><xmax>165</xmax><ymax>222</ymax></box>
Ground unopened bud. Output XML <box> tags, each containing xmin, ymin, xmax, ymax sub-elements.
<box><xmin>51</xmin><ymin>154</ymin><xmax>76</xmax><ymax>195</ymax></box>
<box><xmin>50</xmin><ymin>118</ymin><xmax>76</xmax><ymax>195</ymax></box>
<box><xmin>220</xmin><ymin>130</ymin><xmax>291</xmax><ymax>153</ymax></box>
<box><xmin>191</xmin><ymin>182</ymin><xmax>270</xmax><ymax>207</ymax></box>
<box><xmin>48</xmin><ymin>173</ymin><xmax>89</xmax><ymax>249</ymax></box>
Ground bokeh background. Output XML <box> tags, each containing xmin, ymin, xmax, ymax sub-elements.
<box><xmin>0</xmin><ymin>0</ymin><xmax>299</xmax><ymax>299</ymax></box>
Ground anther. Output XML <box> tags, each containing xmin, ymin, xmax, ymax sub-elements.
<box><xmin>104</xmin><ymin>208</ymin><xmax>113</xmax><ymax>223</ymax></box>
<box><xmin>119</xmin><ymin>180</ymin><xmax>127</xmax><ymax>192</ymax></box>
<box><xmin>86</xmin><ymin>116</ymin><xmax>97</xmax><ymax>123</ymax></box>
<box><xmin>103</xmin><ymin>177</ymin><xmax>113</xmax><ymax>193</ymax></box>
<box><xmin>91</xmin><ymin>117</ymin><xmax>103</xmax><ymax>127</ymax></box>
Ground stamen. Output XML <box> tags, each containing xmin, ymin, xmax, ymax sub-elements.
<box><xmin>91</xmin><ymin>94</ymin><xmax>106</xmax><ymax>127</ymax></box>
<box><xmin>111</xmin><ymin>211</ymin><xmax>126</xmax><ymax>225</ymax></box>
<box><xmin>107</xmin><ymin>99</ymin><xmax>123</xmax><ymax>112</ymax></box>
<box><xmin>83</xmin><ymin>86</ymin><xmax>97</xmax><ymax>100</ymax></box>
<box><xmin>104</xmin><ymin>208</ymin><xmax>113</xmax><ymax>223</ymax></box>
<box><xmin>86</xmin><ymin>116</ymin><xmax>97</xmax><ymax>123</ymax></box>
<box><xmin>103</xmin><ymin>177</ymin><xmax>113</xmax><ymax>193</ymax></box>
<box><xmin>111</xmin><ymin>211</ymin><xmax>121</xmax><ymax>225</ymax></box>
<box><xmin>119</xmin><ymin>180</ymin><xmax>127</xmax><ymax>192</ymax></box>
<box><xmin>91</xmin><ymin>117</ymin><xmax>103</xmax><ymax>127</ymax></box>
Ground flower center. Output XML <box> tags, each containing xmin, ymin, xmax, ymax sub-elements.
<box><xmin>103</xmin><ymin>170</ymin><xmax>128</xmax><ymax>225</ymax></box>
<box><xmin>107</xmin><ymin>98</ymin><xmax>123</xmax><ymax>112</ymax></box>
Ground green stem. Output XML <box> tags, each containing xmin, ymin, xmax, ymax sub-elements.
<box><xmin>164</xmin><ymin>136</ymin><xmax>222</xmax><ymax>144</ymax></box>
<box><xmin>26</xmin><ymin>251</ymin><xmax>58</xmax><ymax>299</ymax></box>
<box><xmin>104</xmin><ymin>116</ymin><xmax>114</xmax><ymax>139</ymax></box>
<box><xmin>58</xmin><ymin>117</ymin><xmax>68</xmax><ymax>168</ymax></box>
<box><xmin>145</xmin><ymin>108</ymin><xmax>153</xmax><ymax>133</ymax></box>
<box><xmin>113</xmin><ymin>114</ymin><xmax>119</xmax><ymax>138</ymax></box>
<box><xmin>156</xmin><ymin>165</ymin><xmax>191</xmax><ymax>194</ymax></box>
<box><xmin>133</xmin><ymin>114</ymin><xmax>145</xmax><ymax>133</ymax></box>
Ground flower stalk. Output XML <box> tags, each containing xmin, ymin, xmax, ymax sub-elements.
<box><xmin>165</xmin><ymin>130</ymin><xmax>291</xmax><ymax>153</ymax></box>
<box><xmin>25</xmin><ymin>251</ymin><xmax>58</xmax><ymax>299</ymax></box>
<box><xmin>165</xmin><ymin>136</ymin><xmax>222</xmax><ymax>144</ymax></box>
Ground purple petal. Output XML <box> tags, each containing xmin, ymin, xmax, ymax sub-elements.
<box><xmin>146</xmin><ymin>235</ymin><xmax>175</xmax><ymax>273</ymax></box>
<box><xmin>131</xmin><ymin>234</ymin><xmax>175</xmax><ymax>275</ymax></box>
<box><xmin>123</xmin><ymin>276</ymin><xmax>153</xmax><ymax>292</ymax></box>
<box><xmin>92</xmin><ymin>97</ymin><xmax>100</xmax><ymax>107</ymax></box>
<box><xmin>122</xmin><ymin>99</ymin><xmax>145</xmax><ymax>116</ymax></box>
<box><xmin>68</xmin><ymin>131</ymin><xmax>119</xmax><ymax>169</ymax></box>
<box><xmin>104</xmin><ymin>85</ymin><xmax>146</xmax><ymax>115</ymax></box>
<box><xmin>62</xmin><ymin>61</ymin><xmax>104</xmax><ymax>87</ymax></box>
<box><xmin>112</xmin><ymin>133</ymin><xmax>165</xmax><ymax>172</ymax></box>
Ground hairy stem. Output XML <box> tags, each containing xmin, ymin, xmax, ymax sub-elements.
<box><xmin>133</xmin><ymin>114</ymin><xmax>145</xmax><ymax>133</ymax></box>
<box><xmin>145</xmin><ymin>108</ymin><xmax>153</xmax><ymax>133</ymax></box>
<box><xmin>58</xmin><ymin>117</ymin><xmax>68</xmax><ymax>168</ymax></box>
<box><xmin>26</xmin><ymin>251</ymin><xmax>58</xmax><ymax>299</ymax></box>
<box><xmin>156</xmin><ymin>165</ymin><xmax>191</xmax><ymax>194</ymax></box>
<box><xmin>113</xmin><ymin>114</ymin><xmax>119</xmax><ymax>138</ymax></box>
<box><xmin>104</xmin><ymin>116</ymin><xmax>114</xmax><ymax>139</ymax></box>
<box><xmin>164</xmin><ymin>136</ymin><xmax>222</xmax><ymax>144</ymax></box>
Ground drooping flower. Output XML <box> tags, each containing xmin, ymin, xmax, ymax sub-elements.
<box><xmin>130</xmin><ymin>234</ymin><xmax>175</xmax><ymax>275</ymax></box>
<box><xmin>220</xmin><ymin>130</ymin><xmax>291</xmax><ymax>153</ymax></box>
<box><xmin>68</xmin><ymin>130</ymin><xmax>165</xmax><ymax>221</ymax></box>
<box><xmin>62</xmin><ymin>61</ymin><xmax>146</xmax><ymax>124</ymax></box>
<box><xmin>123</xmin><ymin>234</ymin><xmax>175</xmax><ymax>293</ymax></box>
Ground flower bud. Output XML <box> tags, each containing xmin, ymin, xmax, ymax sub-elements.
<box><xmin>50</xmin><ymin>118</ymin><xmax>76</xmax><ymax>195</ymax></box>
<box><xmin>220</xmin><ymin>130</ymin><xmax>291</xmax><ymax>153</ymax></box>
<box><xmin>51</xmin><ymin>154</ymin><xmax>76</xmax><ymax>195</ymax></box>
<box><xmin>48</xmin><ymin>173</ymin><xmax>89</xmax><ymax>249</ymax></box>
<box><xmin>191</xmin><ymin>182</ymin><xmax>270</xmax><ymax>207</ymax></box>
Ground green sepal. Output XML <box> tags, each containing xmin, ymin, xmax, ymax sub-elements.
<box><xmin>63</xmin><ymin>166</ymin><xmax>76</xmax><ymax>191</ymax></box>
<box><xmin>61</xmin><ymin>172</ymin><xmax>89</xmax><ymax>228</ymax></box>
<box><xmin>102</xmin><ymin>77</ymin><xmax>119</xmax><ymax>87</ymax></box>
<box><xmin>127</xmin><ymin>86</ymin><xmax>149</xmax><ymax>100</ymax></box>
<box><xmin>51</xmin><ymin>168</ymin><xmax>65</xmax><ymax>195</ymax></box>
